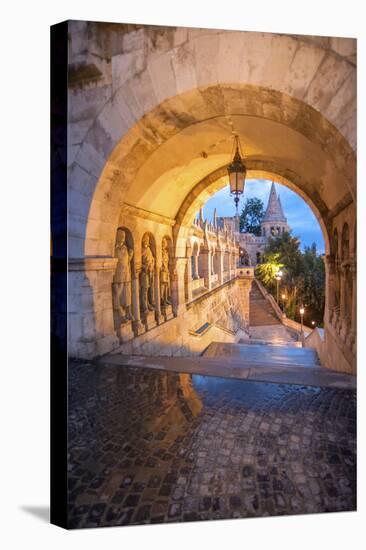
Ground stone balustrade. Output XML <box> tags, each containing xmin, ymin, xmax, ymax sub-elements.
<box><xmin>67</xmin><ymin>210</ymin><xmax>244</xmax><ymax>359</ymax></box>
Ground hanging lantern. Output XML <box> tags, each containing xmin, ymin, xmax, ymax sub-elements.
<box><xmin>228</xmin><ymin>135</ymin><xmax>246</xmax><ymax>215</ymax></box>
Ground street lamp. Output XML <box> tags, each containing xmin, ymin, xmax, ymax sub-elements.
<box><xmin>228</xmin><ymin>134</ymin><xmax>246</xmax><ymax>216</ymax></box>
<box><xmin>275</xmin><ymin>269</ymin><xmax>283</xmax><ymax>305</ymax></box>
<box><xmin>281</xmin><ymin>293</ymin><xmax>286</xmax><ymax>312</ymax></box>
<box><xmin>299</xmin><ymin>306</ymin><xmax>305</xmax><ymax>345</ymax></box>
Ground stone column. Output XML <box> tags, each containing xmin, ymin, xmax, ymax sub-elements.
<box><xmin>324</xmin><ymin>254</ymin><xmax>335</xmax><ymax>326</ymax></box>
<box><xmin>200</xmin><ymin>248</ymin><xmax>212</xmax><ymax>290</ymax></box>
<box><xmin>186</xmin><ymin>252</ymin><xmax>193</xmax><ymax>303</ymax></box>
<box><xmin>194</xmin><ymin>254</ymin><xmax>199</xmax><ymax>279</ymax></box>
<box><xmin>340</xmin><ymin>262</ymin><xmax>352</xmax><ymax>341</ymax></box>
<box><xmin>171</xmin><ymin>257</ymin><xmax>187</xmax><ymax>316</ymax></box>
<box><xmin>131</xmin><ymin>269</ymin><xmax>144</xmax><ymax>336</ymax></box>
<box><xmin>154</xmin><ymin>264</ymin><xmax>161</xmax><ymax>324</ymax></box>
<box><xmin>349</xmin><ymin>259</ymin><xmax>356</xmax><ymax>348</ymax></box>
<box><xmin>218</xmin><ymin>249</ymin><xmax>223</xmax><ymax>285</ymax></box>
<box><xmin>342</xmin><ymin>259</ymin><xmax>356</xmax><ymax>350</ymax></box>
<box><xmin>339</xmin><ymin>263</ymin><xmax>347</xmax><ymax>332</ymax></box>
<box><xmin>68</xmin><ymin>257</ymin><xmax>120</xmax><ymax>358</ymax></box>
<box><xmin>191</xmin><ymin>255</ymin><xmax>196</xmax><ymax>279</ymax></box>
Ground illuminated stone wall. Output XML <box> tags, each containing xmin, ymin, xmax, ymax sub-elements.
<box><xmin>68</xmin><ymin>207</ymin><xmax>250</xmax><ymax>358</ymax></box>
<box><xmin>63</xmin><ymin>22</ymin><xmax>356</xmax><ymax>372</ymax></box>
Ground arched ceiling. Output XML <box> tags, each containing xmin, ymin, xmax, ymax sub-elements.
<box><xmin>65</xmin><ymin>22</ymin><xmax>356</xmax><ymax>259</ymax></box>
<box><xmin>121</xmin><ymin>112</ymin><xmax>349</xmax><ymax>222</ymax></box>
<box><xmin>83</xmin><ymin>84</ymin><xmax>355</xmax><ymax>256</ymax></box>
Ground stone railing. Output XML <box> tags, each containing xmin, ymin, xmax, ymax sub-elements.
<box><xmin>327</xmin><ymin>311</ymin><xmax>355</xmax><ymax>367</ymax></box>
<box><xmin>254</xmin><ymin>278</ymin><xmax>283</xmax><ymax>322</ymax></box>
<box><xmin>191</xmin><ymin>277</ymin><xmax>205</xmax><ymax>292</ymax></box>
<box><xmin>282</xmin><ymin>317</ymin><xmax>312</xmax><ymax>336</ymax></box>
<box><xmin>304</xmin><ymin>328</ymin><xmax>325</xmax><ymax>364</ymax></box>
<box><xmin>236</xmin><ymin>266</ymin><xmax>255</xmax><ymax>278</ymax></box>
<box><xmin>254</xmin><ymin>278</ymin><xmax>313</xmax><ymax>342</ymax></box>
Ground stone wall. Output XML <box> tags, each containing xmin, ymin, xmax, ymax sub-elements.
<box><xmin>111</xmin><ymin>276</ymin><xmax>252</xmax><ymax>357</ymax></box>
<box><xmin>65</xmin><ymin>21</ymin><xmax>356</xmax><ymax>260</ymax></box>
<box><xmin>62</xmin><ymin>22</ymin><xmax>356</xmax><ymax>372</ymax></box>
<box><xmin>68</xmin><ymin>206</ymin><xmax>246</xmax><ymax>359</ymax></box>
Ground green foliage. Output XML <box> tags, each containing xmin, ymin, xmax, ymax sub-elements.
<box><xmin>239</xmin><ymin>197</ymin><xmax>264</xmax><ymax>236</ymax></box>
<box><xmin>255</xmin><ymin>252</ymin><xmax>284</xmax><ymax>287</ymax></box>
<box><xmin>259</xmin><ymin>232</ymin><xmax>325</xmax><ymax>326</ymax></box>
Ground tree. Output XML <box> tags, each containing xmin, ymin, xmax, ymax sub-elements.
<box><xmin>258</xmin><ymin>232</ymin><xmax>325</xmax><ymax>326</ymax></box>
<box><xmin>255</xmin><ymin>252</ymin><xmax>284</xmax><ymax>287</ymax></box>
<box><xmin>301</xmin><ymin>244</ymin><xmax>325</xmax><ymax>325</ymax></box>
<box><xmin>239</xmin><ymin>197</ymin><xmax>264</xmax><ymax>235</ymax></box>
<box><xmin>265</xmin><ymin>231</ymin><xmax>303</xmax><ymax>278</ymax></box>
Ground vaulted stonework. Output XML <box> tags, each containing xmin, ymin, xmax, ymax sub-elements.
<box><xmin>51</xmin><ymin>19</ymin><xmax>357</xmax><ymax>531</ymax></box>
<box><xmin>58</xmin><ymin>21</ymin><xmax>355</xmax><ymax>373</ymax></box>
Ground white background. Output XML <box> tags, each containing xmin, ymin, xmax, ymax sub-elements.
<box><xmin>0</xmin><ymin>0</ymin><xmax>364</xmax><ymax>548</ymax></box>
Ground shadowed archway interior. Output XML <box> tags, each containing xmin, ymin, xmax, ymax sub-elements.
<box><xmin>65</xmin><ymin>23</ymin><xmax>356</xmax><ymax>374</ymax></box>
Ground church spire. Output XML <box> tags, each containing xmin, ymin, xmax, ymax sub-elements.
<box><xmin>262</xmin><ymin>182</ymin><xmax>287</xmax><ymax>222</ymax></box>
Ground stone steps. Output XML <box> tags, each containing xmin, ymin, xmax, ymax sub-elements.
<box><xmin>249</xmin><ymin>324</ymin><xmax>299</xmax><ymax>345</ymax></box>
<box><xmin>101</xmin><ymin>349</ymin><xmax>356</xmax><ymax>390</ymax></box>
<box><xmin>249</xmin><ymin>283</ymin><xmax>281</xmax><ymax>326</ymax></box>
<box><xmin>203</xmin><ymin>342</ymin><xmax>320</xmax><ymax>368</ymax></box>
<box><xmin>245</xmin><ymin>338</ymin><xmax>302</xmax><ymax>348</ymax></box>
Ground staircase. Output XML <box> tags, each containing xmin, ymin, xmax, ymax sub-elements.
<box><xmin>249</xmin><ymin>281</ymin><xmax>281</xmax><ymax>326</ymax></box>
<box><xmin>248</xmin><ymin>280</ymin><xmax>299</xmax><ymax>346</ymax></box>
<box><xmin>101</xmin><ymin>347</ymin><xmax>355</xmax><ymax>389</ymax></box>
<box><xmin>203</xmin><ymin>341</ymin><xmax>320</xmax><ymax>368</ymax></box>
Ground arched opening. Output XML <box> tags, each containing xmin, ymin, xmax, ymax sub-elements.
<box><xmin>80</xmin><ymin>84</ymin><xmax>352</xmax><ymax>260</ymax></box>
<box><xmin>66</xmin><ymin>33</ymin><xmax>355</xmax><ymax>371</ymax></box>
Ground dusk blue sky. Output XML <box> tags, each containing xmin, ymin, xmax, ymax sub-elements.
<box><xmin>199</xmin><ymin>179</ymin><xmax>325</xmax><ymax>254</ymax></box>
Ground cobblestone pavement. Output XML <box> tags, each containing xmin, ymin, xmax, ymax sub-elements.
<box><xmin>67</xmin><ymin>360</ymin><xmax>356</xmax><ymax>529</ymax></box>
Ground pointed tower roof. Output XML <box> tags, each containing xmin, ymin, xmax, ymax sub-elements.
<box><xmin>262</xmin><ymin>182</ymin><xmax>287</xmax><ymax>222</ymax></box>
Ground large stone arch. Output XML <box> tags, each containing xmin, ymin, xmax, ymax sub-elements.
<box><xmin>173</xmin><ymin>162</ymin><xmax>331</xmax><ymax>256</ymax></box>
<box><xmin>66</xmin><ymin>22</ymin><xmax>356</xmax><ymax>370</ymax></box>
<box><xmin>74</xmin><ymin>86</ymin><xmax>355</xmax><ymax>259</ymax></box>
<box><xmin>67</xmin><ymin>24</ymin><xmax>356</xmax><ymax>260</ymax></box>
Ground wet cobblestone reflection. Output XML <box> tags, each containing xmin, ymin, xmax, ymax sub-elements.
<box><xmin>68</xmin><ymin>360</ymin><xmax>356</xmax><ymax>528</ymax></box>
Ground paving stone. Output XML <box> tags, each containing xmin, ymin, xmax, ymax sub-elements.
<box><xmin>134</xmin><ymin>505</ymin><xmax>151</xmax><ymax>523</ymax></box>
<box><xmin>68</xmin><ymin>360</ymin><xmax>356</xmax><ymax>528</ymax></box>
<box><xmin>168</xmin><ymin>503</ymin><xmax>182</xmax><ymax>518</ymax></box>
<box><xmin>123</xmin><ymin>494</ymin><xmax>140</xmax><ymax>507</ymax></box>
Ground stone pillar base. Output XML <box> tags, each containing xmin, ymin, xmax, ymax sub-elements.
<box><xmin>142</xmin><ymin>311</ymin><xmax>157</xmax><ymax>332</ymax></box>
<box><xmin>162</xmin><ymin>304</ymin><xmax>174</xmax><ymax>322</ymax></box>
<box><xmin>132</xmin><ymin>320</ymin><xmax>145</xmax><ymax>337</ymax></box>
<box><xmin>117</xmin><ymin>322</ymin><xmax>135</xmax><ymax>343</ymax></box>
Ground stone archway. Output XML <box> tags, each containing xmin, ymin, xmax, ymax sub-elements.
<box><xmin>76</xmin><ymin>87</ymin><xmax>354</xmax><ymax>259</ymax></box>
<box><xmin>66</xmin><ymin>23</ymin><xmax>356</xmax><ymax>371</ymax></box>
